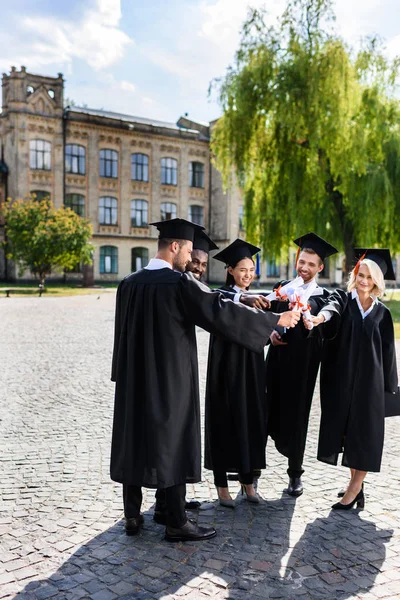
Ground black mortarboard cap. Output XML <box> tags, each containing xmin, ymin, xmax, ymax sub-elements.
<box><xmin>150</xmin><ymin>218</ymin><xmax>204</xmax><ymax>242</ymax></box>
<box><xmin>293</xmin><ymin>232</ymin><xmax>338</xmax><ymax>261</ymax></box>
<box><xmin>193</xmin><ymin>230</ymin><xmax>219</xmax><ymax>253</ymax></box>
<box><xmin>212</xmin><ymin>238</ymin><xmax>260</xmax><ymax>266</ymax></box>
<box><xmin>354</xmin><ymin>248</ymin><xmax>396</xmax><ymax>280</ymax></box>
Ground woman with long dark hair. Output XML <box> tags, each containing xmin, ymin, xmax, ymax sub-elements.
<box><xmin>204</xmin><ymin>239</ymin><xmax>268</xmax><ymax>506</ymax></box>
<box><xmin>307</xmin><ymin>249</ymin><xmax>399</xmax><ymax>510</ymax></box>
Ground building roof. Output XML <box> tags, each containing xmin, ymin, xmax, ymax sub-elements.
<box><xmin>69</xmin><ymin>106</ymin><xmax>203</xmax><ymax>135</ymax></box>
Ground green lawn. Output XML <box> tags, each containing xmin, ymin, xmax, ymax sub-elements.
<box><xmin>0</xmin><ymin>282</ymin><xmax>117</xmax><ymax>297</ymax></box>
<box><xmin>383</xmin><ymin>291</ymin><xmax>400</xmax><ymax>339</ymax></box>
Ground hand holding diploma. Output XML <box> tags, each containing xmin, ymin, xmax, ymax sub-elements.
<box><xmin>266</xmin><ymin>276</ymin><xmax>304</xmax><ymax>302</ymax></box>
<box><xmin>288</xmin><ymin>280</ymin><xmax>318</xmax><ymax>328</ymax></box>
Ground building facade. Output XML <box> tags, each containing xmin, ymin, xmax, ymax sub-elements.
<box><xmin>0</xmin><ymin>66</ymin><xmax>386</xmax><ymax>287</ymax></box>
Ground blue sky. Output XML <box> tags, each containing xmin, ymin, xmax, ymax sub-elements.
<box><xmin>1</xmin><ymin>0</ymin><xmax>399</xmax><ymax>124</ymax></box>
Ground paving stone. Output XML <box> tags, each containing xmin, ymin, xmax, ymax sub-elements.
<box><xmin>0</xmin><ymin>295</ymin><xmax>399</xmax><ymax>599</ymax></box>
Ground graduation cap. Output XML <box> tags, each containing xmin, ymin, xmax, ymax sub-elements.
<box><xmin>213</xmin><ymin>238</ymin><xmax>260</xmax><ymax>266</ymax></box>
<box><xmin>150</xmin><ymin>218</ymin><xmax>204</xmax><ymax>243</ymax></box>
<box><xmin>293</xmin><ymin>232</ymin><xmax>338</xmax><ymax>262</ymax></box>
<box><xmin>193</xmin><ymin>230</ymin><xmax>219</xmax><ymax>253</ymax></box>
<box><xmin>354</xmin><ymin>248</ymin><xmax>396</xmax><ymax>280</ymax></box>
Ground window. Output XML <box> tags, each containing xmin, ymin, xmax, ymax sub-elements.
<box><xmin>48</xmin><ymin>89</ymin><xmax>55</xmax><ymax>99</ymax></box>
<box><xmin>30</xmin><ymin>140</ymin><xmax>51</xmax><ymax>170</ymax></box>
<box><xmin>188</xmin><ymin>205</ymin><xmax>204</xmax><ymax>226</ymax></box>
<box><xmin>131</xmin><ymin>247</ymin><xmax>149</xmax><ymax>272</ymax></box>
<box><xmin>160</xmin><ymin>202</ymin><xmax>177</xmax><ymax>221</ymax></box>
<box><xmin>266</xmin><ymin>257</ymin><xmax>280</xmax><ymax>278</ymax></box>
<box><xmin>99</xmin><ymin>196</ymin><xmax>118</xmax><ymax>225</ymax></box>
<box><xmin>30</xmin><ymin>190</ymin><xmax>50</xmax><ymax>202</ymax></box>
<box><xmin>189</xmin><ymin>162</ymin><xmax>204</xmax><ymax>188</ymax></box>
<box><xmin>131</xmin><ymin>199</ymin><xmax>148</xmax><ymax>227</ymax></box>
<box><xmin>66</xmin><ymin>144</ymin><xmax>86</xmax><ymax>175</ymax></box>
<box><xmin>131</xmin><ymin>153</ymin><xmax>149</xmax><ymax>181</ymax></box>
<box><xmin>100</xmin><ymin>149</ymin><xmax>118</xmax><ymax>178</ymax></box>
<box><xmin>27</xmin><ymin>85</ymin><xmax>34</xmax><ymax>95</ymax></box>
<box><xmin>161</xmin><ymin>157</ymin><xmax>177</xmax><ymax>185</ymax></box>
<box><xmin>100</xmin><ymin>246</ymin><xmax>118</xmax><ymax>274</ymax></box>
<box><xmin>239</xmin><ymin>205</ymin><xmax>245</xmax><ymax>232</ymax></box>
<box><xmin>65</xmin><ymin>194</ymin><xmax>85</xmax><ymax>217</ymax></box>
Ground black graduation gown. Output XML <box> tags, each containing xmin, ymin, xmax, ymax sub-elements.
<box><xmin>110</xmin><ymin>269</ymin><xmax>280</xmax><ymax>489</ymax></box>
<box><xmin>317</xmin><ymin>290</ymin><xmax>398</xmax><ymax>472</ymax></box>
<box><xmin>265</xmin><ymin>280</ymin><xmax>330</xmax><ymax>463</ymax></box>
<box><xmin>204</xmin><ymin>286</ymin><xmax>269</xmax><ymax>475</ymax></box>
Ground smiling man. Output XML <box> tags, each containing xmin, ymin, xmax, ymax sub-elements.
<box><xmin>265</xmin><ymin>232</ymin><xmax>338</xmax><ymax>497</ymax></box>
<box><xmin>185</xmin><ymin>230</ymin><xmax>218</xmax><ymax>281</ymax></box>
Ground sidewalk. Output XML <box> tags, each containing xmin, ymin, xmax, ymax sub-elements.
<box><xmin>1</xmin><ymin>294</ymin><xmax>400</xmax><ymax>600</ymax></box>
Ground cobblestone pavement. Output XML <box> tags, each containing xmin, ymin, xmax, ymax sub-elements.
<box><xmin>1</xmin><ymin>293</ymin><xmax>400</xmax><ymax>600</ymax></box>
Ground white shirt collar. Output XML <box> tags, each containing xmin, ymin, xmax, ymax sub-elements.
<box><xmin>300</xmin><ymin>279</ymin><xmax>324</xmax><ymax>296</ymax></box>
<box><xmin>351</xmin><ymin>289</ymin><xmax>378</xmax><ymax>318</ymax></box>
<box><xmin>144</xmin><ymin>258</ymin><xmax>172</xmax><ymax>271</ymax></box>
<box><xmin>232</xmin><ymin>284</ymin><xmax>244</xmax><ymax>293</ymax></box>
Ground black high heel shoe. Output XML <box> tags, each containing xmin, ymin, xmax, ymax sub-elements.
<box><xmin>338</xmin><ymin>482</ymin><xmax>364</xmax><ymax>498</ymax></box>
<box><xmin>332</xmin><ymin>489</ymin><xmax>364</xmax><ymax>511</ymax></box>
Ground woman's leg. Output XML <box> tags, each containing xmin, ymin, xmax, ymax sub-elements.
<box><xmin>239</xmin><ymin>471</ymin><xmax>257</xmax><ymax>496</ymax></box>
<box><xmin>214</xmin><ymin>470</ymin><xmax>232</xmax><ymax>500</ymax></box>
<box><xmin>341</xmin><ymin>469</ymin><xmax>367</xmax><ymax>504</ymax></box>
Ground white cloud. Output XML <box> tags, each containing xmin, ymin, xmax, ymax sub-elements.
<box><xmin>0</xmin><ymin>0</ymin><xmax>133</xmax><ymax>72</ymax></box>
<box><xmin>119</xmin><ymin>80</ymin><xmax>136</xmax><ymax>93</ymax></box>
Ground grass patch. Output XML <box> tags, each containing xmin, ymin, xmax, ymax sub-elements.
<box><xmin>383</xmin><ymin>291</ymin><xmax>400</xmax><ymax>339</ymax></box>
<box><xmin>0</xmin><ymin>282</ymin><xmax>117</xmax><ymax>298</ymax></box>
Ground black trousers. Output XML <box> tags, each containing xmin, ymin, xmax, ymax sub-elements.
<box><xmin>287</xmin><ymin>458</ymin><xmax>304</xmax><ymax>479</ymax></box>
<box><xmin>214</xmin><ymin>470</ymin><xmax>253</xmax><ymax>487</ymax></box>
<box><xmin>123</xmin><ymin>483</ymin><xmax>186</xmax><ymax>528</ymax></box>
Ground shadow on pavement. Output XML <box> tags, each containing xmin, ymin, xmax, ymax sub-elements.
<box><xmin>13</xmin><ymin>495</ymin><xmax>392</xmax><ymax>600</ymax></box>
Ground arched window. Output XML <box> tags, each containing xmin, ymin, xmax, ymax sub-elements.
<box><xmin>100</xmin><ymin>149</ymin><xmax>118</xmax><ymax>178</ymax></box>
<box><xmin>65</xmin><ymin>144</ymin><xmax>86</xmax><ymax>175</ymax></box>
<box><xmin>160</xmin><ymin>202</ymin><xmax>177</xmax><ymax>221</ymax></box>
<box><xmin>100</xmin><ymin>246</ymin><xmax>118</xmax><ymax>274</ymax></box>
<box><xmin>189</xmin><ymin>161</ymin><xmax>204</xmax><ymax>188</ymax></box>
<box><xmin>65</xmin><ymin>194</ymin><xmax>85</xmax><ymax>217</ymax></box>
<box><xmin>30</xmin><ymin>190</ymin><xmax>51</xmax><ymax>202</ymax></box>
<box><xmin>188</xmin><ymin>205</ymin><xmax>204</xmax><ymax>226</ymax></box>
<box><xmin>161</xmin><ymin>157</ymin><xmax>178</xmax><ymax>185</ymax></box>
<box><xmin>99</xmin><ymin>196</ymin><xmax>118</xmax><ymax>225</ymax></box>
<box><xmin>131</xmin><ymin>247</ymin><xmax>149</xmax><ymax>272</ymax></box>
<box><xmin>30</xmin><ymin>140</ymin><xmax>51</xmax><ymax>170</ymax></box>
<box><xmin>131</xmin><ymin>153</ymin><xmax>149</xmax><ymax>182</ymax></box>
<box><xmin>131</xmin><ymin>200</ymin><xmax>148</xmax><ymax>227</ymax></box>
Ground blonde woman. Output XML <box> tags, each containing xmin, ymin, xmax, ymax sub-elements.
<box><xmin>308</xmin><ymin>249</ymin><xmax>398</xmax><ymax>510</ymax></box>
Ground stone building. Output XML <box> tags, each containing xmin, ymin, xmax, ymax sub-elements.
<box><xmin>0</xmin><ymin>66</ymin><xmax>371</xmax><ymax>287</ymax></box>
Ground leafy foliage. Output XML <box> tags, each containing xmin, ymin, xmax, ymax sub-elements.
<box><xmin>211</xmin><ymin>0</ymin><xmax>400</xmax><ymax>269</ymax></box>
<box><xmin>2</xmin><ymin>198</ymin><xmax>94</xmax><ymax>284</ymax></box>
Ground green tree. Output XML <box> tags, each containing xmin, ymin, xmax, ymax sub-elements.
<box><xmin>2</xmin><ymin>198</ymin><xmax>94</xmax><ymax>285</ymax></box>
<box><xmin>211</xmin><ymin>0</ymin><xmax>400</xmax><ymax>271</ymax></box>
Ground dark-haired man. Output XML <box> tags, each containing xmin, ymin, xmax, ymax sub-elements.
<box><xmin>111</xmin><ymin>219</ymin><xmax>300</xmax><ymax>542</ymax></box>
<box><xmin>266</xmin><ymin>233</ymin><xmax>338</xmax><ymax>497</ymax></box>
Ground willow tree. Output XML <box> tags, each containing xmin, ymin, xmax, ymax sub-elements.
<box><xmin>211</xmin><ymin>0</ymin><xmax>400</xmax><ymax>271</ymax></box>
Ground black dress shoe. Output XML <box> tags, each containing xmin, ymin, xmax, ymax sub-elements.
<box><xmin>332</xmin><ymin>489</ymin><xmax>364</xmax><ymax>511</ymax></box>
<box><xmin>125</xmin><ymin>514</ymin><xmax>144</xmax><ymax>536</ymax></box>
<box><xmin>165</xmin><ymin>519</ymin><xmax>216</xmax><ymax>542</ymax></box>
<box><xmin>287</xmin><ymin>477</ymin><xmax>303</xmax><ymax>497</ymax></box>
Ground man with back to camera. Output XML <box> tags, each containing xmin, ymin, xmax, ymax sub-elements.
<box><xmin>110</xmin><ymin>218</ymin><xmax>301</xmax><ymax>542</ymax></box>
<box><xmin>266</xmin><ymin>233</ymin><xmax>338</xmax><ymax>497</ymax></box>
